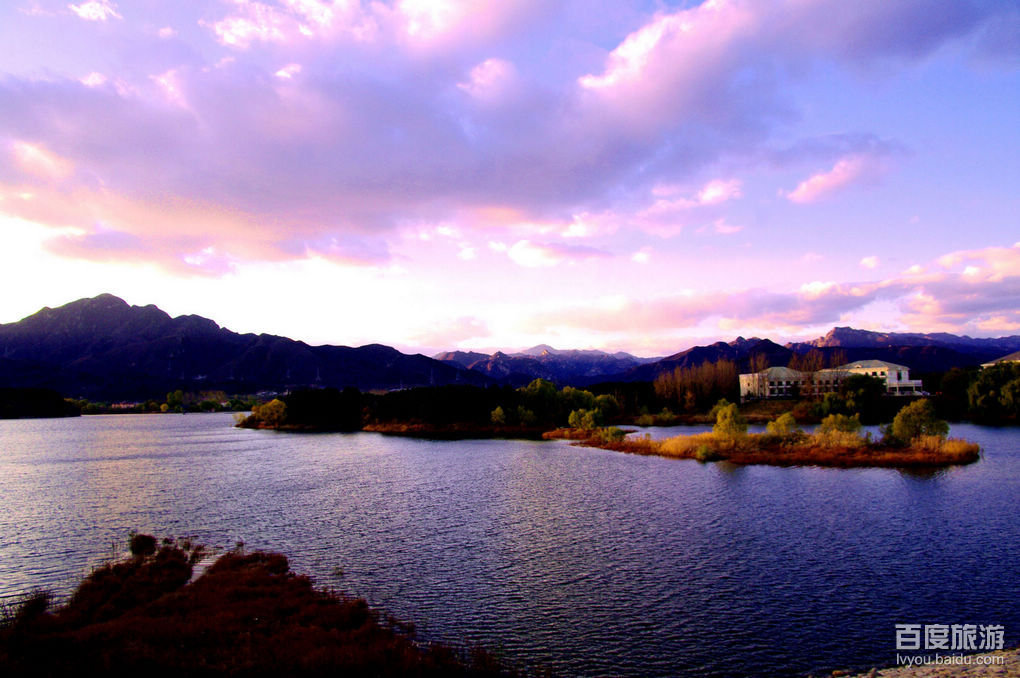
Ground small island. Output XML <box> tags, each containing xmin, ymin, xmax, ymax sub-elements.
<box><xmin>546</xmin><ymin>399</ymin><xmax>980</xmax><ymax>468</ymax></box>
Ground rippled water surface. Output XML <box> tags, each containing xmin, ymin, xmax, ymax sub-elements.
<box><xmin>1</xmin><ymin>413</ymin><xmax>1018</xmax><ymax>676</ymax></box>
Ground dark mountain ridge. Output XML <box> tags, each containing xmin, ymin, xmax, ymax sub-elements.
<box><xmin>795</xmin><ymin>326</ymin><xmax>1020</xmax><ymax>353</ymax></box>
<box><xmin>0</xmin><ymin>295</ymin><xmax>490</xmax><ymax>400</ymax></box>
<box><xmin>617</xmin><ymin>329</ymin><xmax>1019</xmax><ymax>383</ymax></box>
<box><xmin>433</xmin><ymin>345</ymin><xmax>658</xmax><ymax>387</ymax></box>
<box><xmin>4</xmin><ymin>295</ymin><xmax>1018</xmax><ymax>400</ymax></box>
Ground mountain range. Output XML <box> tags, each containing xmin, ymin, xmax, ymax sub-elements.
<box><xmin>0</xmin><ymin>294</ymin><xmax>490</xmax><ymax>400</ymax></box>
<box><xmin>433</xmin><ymin>346</ymin><xmax>658</xmax><ymax>387</ymax></box>
<box><xmin>2</xmin><ymin>295</ymin><xmax>1019</xmax><ymax>401</ymax></box>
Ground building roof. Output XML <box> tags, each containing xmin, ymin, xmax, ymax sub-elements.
<box><xmin>981</xmin><ymin>350</ymin><xmax>1020</xmax><ymax>367</ymax></box>
<box><xmin>764</xmin><ymin>366</ymin><xmax>803</xmax><ymax>379</ymax></box>
<box><xmin>836</xmin><ymin>360</ymin><xmax>909</xmax><ymax>371</ymax></box>
<box><xmin>740</xmin><ymin>366</ymin><xmax>804</xmax><ymax>379</ymax></box>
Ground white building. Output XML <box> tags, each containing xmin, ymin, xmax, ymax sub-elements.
<box><xmin>739</xmin><ymin>359</ymin><xmax>923</xmax><ymax>400</ymax></box>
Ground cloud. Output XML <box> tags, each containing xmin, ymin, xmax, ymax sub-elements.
<box><xmin>698</xmin><ymin>179</ymin><xmax>742</xmax><ymax>205</ymax></box>
<box><xmin>411</xmin><ymin>315</ymin><xmax>491</xmax><ymax>348</ymax></box>
<box><xmin>712</xmin><ymin>218</ymin><xmax>742</xmax><ymax>235</ymax></box>
<box><xmin>506</xmin><ymin>239</ymin><xmax>609</xmax><ymax>268</ymax></box>
<box><xmin>0</xmin><ymin>0</ymin><xmax>1010</xmax><ymax>278</ymax></box>
<box><xmin>860</xmin><ymin>255</ymin><xmax>879</xmax><ymax>269</ymax></box>
<box><xmin>631</xmin><ymin>248</ymin><xmax>651</xmax><ymax>264</ymax></box>
<box><xmin>275</xmin><ymin>63</ymin><xmax>303</xmax><ymax>79</ymax></box>
<box><xmin>457</xmin><ymin>58</ymin><xmax>518</xmax><ymax>102</ymax></box>
<box><xmin>10</xmin><ymin>141</ymin><xmax>74</xmax><ymax>180</ymax></box>
<box><xmin>785</xmin><ymin>154</ymin><xmax>881</xmax><ymax>203</ymax></box>
<box><xmin>525</xmin><ymin>243</ymin><xmax>1020</xmax><ymax>337</ymax></box>
<box><xmin>45</xmin><ymin>229</ymin><xmax>236</xmax><ymax>277</ymax></box>
<box><xmin>68</xmin><ymin>0</ymin><xmax>120</xmax><ymax>22</ymax></box>
<box><xmin>80</xmin><ymin>72</ymin><xmax>107</xmax><ymax>87</ymax></box>
<box><xmin>205</xmin><ymin>2</ymin><xmax>292</xmax><ymax>47</ymax></box>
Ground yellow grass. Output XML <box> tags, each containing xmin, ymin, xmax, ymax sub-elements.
<box><xmin>575</xmin><ymin>430</ymin><xmax>980</xmax><ymax>469</ymax></box>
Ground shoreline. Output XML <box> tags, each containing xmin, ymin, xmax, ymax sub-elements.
<box><xmin>544</xmin><ymin>428</ymin><xmax>981</xmax><ymax>469</ymax></box>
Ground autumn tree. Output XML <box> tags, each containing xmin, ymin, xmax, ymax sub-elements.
<box><xmin>890</xmin><ymin>399</ymin><xmax>948</xmax><ymax>443</ymax></box>
<box><xmin>748</xmin><ymin>352</ymin><xmax>771</xmax><ymax>400</ymax></box>
<box><xmin>654</xmin><ymin>360</ymin><xmax>738</xmax><ymax>411</ymax></box>
<box><xmin>789</xmin><ymin>350</ymin><xmax>825</xmax><ymax>398</ymax></box>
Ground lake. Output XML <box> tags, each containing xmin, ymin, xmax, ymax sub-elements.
<box><xmin>1</xmin><ymin>413</ymin><xmax>1017</xmax><ymax>676</ymax></box>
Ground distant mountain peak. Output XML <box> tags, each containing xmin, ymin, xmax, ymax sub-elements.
<box><xmin>518</xmin><ymin>344</ymin><xmax>559</xmax><ymax>357</ymax></box>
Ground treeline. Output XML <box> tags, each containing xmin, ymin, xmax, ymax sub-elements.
<box><xmin>69</xmin><ymin>390</ymin><xmax>259</xmax><ymax>415</ymax></box>
<box><xmin>239</xmin><ymin>380</ymin><xmax>623</xmax><ymax>434</ymax></box>
<box><xmin>653</xmin><ymin>360</ymin><xmax>739</xmax><ymax>412</ymax></box>
<box><xmin>935</xmin><ymin>363</ymin><xmax>1020</xmax><ymax>424</ymax></box>
<box><xmin>234</xmin><ymin>360</ymin><xmax>1020</xmax><ymax>433</ymax></box>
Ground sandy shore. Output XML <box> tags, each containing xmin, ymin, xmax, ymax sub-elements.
<box><xmin>842</xmin><ymin>648</ymin><xmax>1020</xmax><ymax>677</ymax></box>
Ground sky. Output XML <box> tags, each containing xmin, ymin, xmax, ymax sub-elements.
<box><xmin>0</xmin><ymin>0</ymin><xmax>1018</xmax><ymax>357</ymax></box>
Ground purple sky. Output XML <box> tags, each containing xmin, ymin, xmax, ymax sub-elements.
<box><xmin>1</xmin><ymin>0</ymin><xmax>1018</xmax><ymax>356</ymax></box>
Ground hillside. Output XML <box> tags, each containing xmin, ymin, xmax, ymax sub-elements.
<box><xmin>0</xmin><ymin>295</ymin><xmax>490</xmax><ymax>400</ymax></box>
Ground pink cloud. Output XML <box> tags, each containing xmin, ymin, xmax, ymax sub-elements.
<box><xmin>68</xmin><ymin>0</ymin><xmax>120</xmax><ymax>22</ymax></box>
<box><xmin>506</xmin><ymin>239</ymin><xmax>609</xmax><ymax>268</ymax></box>
<box><xmin>525</xmin><ymin>243</ymin><xmax>1020</xmax><ymax>338</ymax></box>
<box><xmin>457</xmin><ymin>58</ymin><xmax>519</xmax><ymax>103</ymax></box>
<box><xmin>411</xmin><ymin>315</ymin><xmax>491</xmax><ymax>348</ymax></box>
<box><xmin>784</xmin><ymin>154</ymin><xmax>878</xmax><ymax>203</ymax></box>
<box><xmin>10</xmin><ymin>141</ymin><xmax>74</xmax><ymax>181</ymax></box>
<box><xmin>0</xmin><ymin>0</ymin><xmax>1009</xmax><ymax>281</ymax></box>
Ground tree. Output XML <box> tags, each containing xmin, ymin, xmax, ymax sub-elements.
<box><xmin>655</xmin><ymin>360</ymin><xmax>738</xmax><ymax>411</ymax></box>
<box><xmin>490</xmin><ymin>406</ymin><xmax>506</xmax><ymax>425</ymax></box>
<box><xmin>253</xmin><ymin>399</ymin><xmax>287</xmax><ymax>427</ymax></box>
<box><xmin>595</xmin><ymin>394</ymin><xmax>620</xmax><ymax>421</ymax></box>
<box><xmin>561</xmin><ymin>386</ymin><xmax>596</xmax><ymax>412</ymax></box>
<box><xmin>712</xmin><ymin>399</ymin><xmax>747</xmax><ymax>438</ymax></box>
<box><xmin>840</xmin><ymin>374</ymin><xmax>886</xmax><ymax>422</ymax></box>
<box><xmin>891</xmin><ymin>399</ymin><xmax>948</xmax><ymax>443</ymax></box>
<box><xmin>568</xmin><ymin>409</ymin><xmax>600</xmax><ymax>430</ymax></box>
<box><xmin>818</xmin><ymin>413</ymin><xmax>861</xmax><ymax>434</ymax></box>
<box><xmin>789</xmin><ymin>350</ymin><xmax>825</xmax><ymax>398</ymax></box>
<box><xmin>519</xmin><ymin>379</ymin><xmax>558</xmax><ymax>423</ymax></box>
<box><xmin>749</xmin><ymin>352</ymin><xmax>771</xmax><ymax>400</ymax></box>
<box><xmin>166</xmin><ymin>389</ymin><xmax>184</xmax><ymax>412</ymax></box>
<box><xmin>766</xmin><ymin>412</ymin><xmax>800</xmax><ymax>437</ymax></box>
<box><xmin>967</xmin><ymin>363</ymin><xmax>1020</xmax><ymax>423</ymax></box>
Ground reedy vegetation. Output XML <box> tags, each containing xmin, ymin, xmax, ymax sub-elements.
<box><xmin>576</xmin><ymin>398</ymin><xmax>979</xmax><ymax>468</ymax></box>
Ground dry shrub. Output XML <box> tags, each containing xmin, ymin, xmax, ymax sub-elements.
<box><xmin>0</xmin><ymin>541</ymin><xmax>520</xmax><ymax>677</ymax></box>
<box><xmin>810</xmin><ymin>430</ymin><xmax>867</xmax><ymax>449</ymax></box>
<box><xmin>660</xmin><ymin>433</ymin><xmax>716</xmax><ymax>458</ymax></box>
<box><xmin>911</xmin><ymin>436</ymin><xmax>980</xmax><ymax>461</ymax></box>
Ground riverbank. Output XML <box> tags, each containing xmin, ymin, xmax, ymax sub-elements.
<box><xmin>844</xmin><ymin>647</ymin><xmax>1020</xmax><ymax>676</ymax></box>
<box><xmin>363</xmin><ymin>422</ymin><xmax>549</xmax><ymax>440</ymax></box>
<box><xmin>545</xmin><ymin>428</ymin><xmax>981</xmax><ymax>468</ymax></box>
<box><xmin>0</xmin><ymin>536</ymin><xmax>519</xmax><ymax>677</ymax></box>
